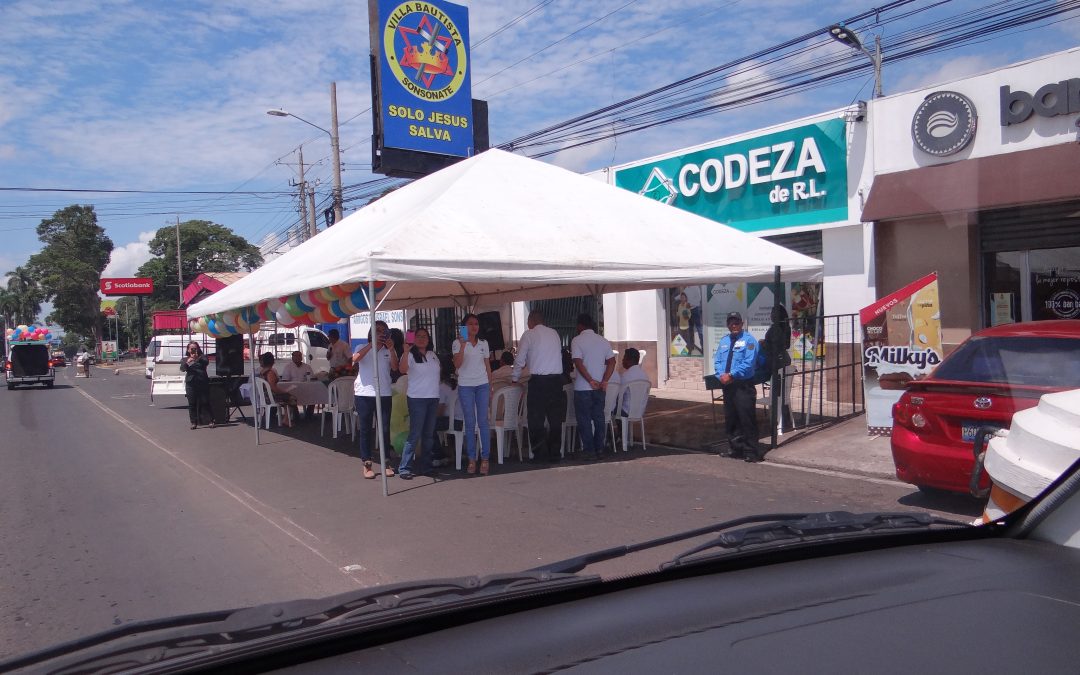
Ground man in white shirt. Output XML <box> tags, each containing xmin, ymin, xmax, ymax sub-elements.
<box><xmin>571</xmin><ymin>313</ymin><xmax>615</xmax><ymax>461</ymax></box>
<box><xmin>281</xmin><ymin>350</ymin><xmax>316</xmax><ymax>421</ymax></box>
<box><xmin>512</xmin><ymin>309</ymin><xmax>565</xmax><ymax>462</ymax></box>
<box><xmin>326</xmin><ymin>328</ymin><xmax>351</xmax><ymax>376</ymax></box>
<box><xmin>617</xmin><ymin>348</ymin><xmax>650</xmax><ymax>415</ymax></box>
<box><xmin>281</xmin><ymin>350</ymin><xmax>314</xmax><ymax>382</ymax></box>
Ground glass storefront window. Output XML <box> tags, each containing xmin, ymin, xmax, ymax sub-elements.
<box><xmin>986</xmin><ymin>251</ymin><xmax>1022</xmax><ymax>325</ymax></box>
<box><xmin>1030</xmin><ymin>247</ymin><xmax>1080</xmax><ymax>321</ymax></box>
<box><xmin>984</xmin><ymin>247</ymin><xmax>1080</xmax><ymax>324</ymax></box>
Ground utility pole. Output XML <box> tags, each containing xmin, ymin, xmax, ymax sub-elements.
<box><xmin>175</xmin><ymin>216</ymin><xmax>183</xmax><ymax>304</ymax></box>
<box><xmin>308</xmin><ymin>186</ymin><xmax>318</xmax><ymax>237</ymax></box>
<box><xmin>296</xmin><ymin>145</ymin><xmax>312</xmax><ymax>240</ymax></box>
<box><xmin>330</xmin><ymin>81</ymin><xmax>344</xmax><ymax>225</ymax></box>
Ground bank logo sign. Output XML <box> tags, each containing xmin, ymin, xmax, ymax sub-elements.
<box><xmin>911</xmin><ymin>91</ymin><xmax>977</xmax><ymax>157</ymax></box>
<box><xmin>614</xmin><ymin>120</ymin><xmax>848</xmax><ymax>232</ymax></box>
<box><xmin>377</xmin><ymin>0</ymin><xmax>472</xmax><ymax>157</ymax></box>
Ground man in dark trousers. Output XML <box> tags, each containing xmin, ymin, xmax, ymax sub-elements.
<box><xmin>713</xmin><ymin>312</ymin><xmax>762</xmax><ymax>462</ymax></box>
<box><xmin>512</xmin><ymin>310</ymin><xmax>566</xmax><ymax>462</ymax></box>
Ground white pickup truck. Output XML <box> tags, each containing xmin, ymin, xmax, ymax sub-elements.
<box><xmin>148</xmin><ymin>326</ymin><xmax>330</xmax><ymax>403</ymax></box>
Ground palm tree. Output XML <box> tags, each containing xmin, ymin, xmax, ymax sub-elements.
<box><xmin>5</xmin><ymin>266</ymin><xmax>43</xmax><ymax>325</ymax></box>
<box><xmin>0</xmin><ymin>288</ymin><xmax>16</xmax><ymax>332</ymax></box>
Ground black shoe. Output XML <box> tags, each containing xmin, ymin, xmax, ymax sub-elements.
<box><xmin>581</xmin><ymin>452</ymin><xmax>598</xmax><ymax>462</ymax></box>
<box><xmin>719</xmin><ymin>448</ymin><xmax>744</xmax><ymax>458</ymax></box>
<box><xmin>744</xmin><ymin>453</ymin><xmax>765</xmax><ymax>463</ymax></box>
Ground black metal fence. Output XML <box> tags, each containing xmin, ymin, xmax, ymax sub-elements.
<box><xmin>765</xmin><ymin>312</ymin><xmax>864</xmax><ymax>448</ymax></box>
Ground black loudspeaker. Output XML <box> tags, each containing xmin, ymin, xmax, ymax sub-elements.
<box><xmin>215</xmin><ymin>335</ymin><xmax>245</xmax><ymax>377</ymax></box>
<box><xmin>478</xmin><ymin>311</ymin><xmax>505</xmax><ymax>350</ymax></box>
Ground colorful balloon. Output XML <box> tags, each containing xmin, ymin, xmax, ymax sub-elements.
<box><xmin>294</xmin><ymin>292</ymin><xmax>317</xmax><ymax>313</ymax></box>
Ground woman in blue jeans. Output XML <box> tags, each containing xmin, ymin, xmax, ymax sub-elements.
<box><xmin>353</xmin><ymin>320</ymin><xmax>398</xmax><ymax>480</ymax></box>
<box><xmin>452</xmin><ymin>314</ymin><xmax>492</xmax><ymax>475</ymax></box>
<box><xmin>396</xmin><ymin>328</ymin><xmax>441</xmax><ymax>479</ymax></box>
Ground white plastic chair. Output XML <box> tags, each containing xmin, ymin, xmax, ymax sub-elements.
<box><xmin>618</xmin><ymin>380</ymin><xmax>651</xmax><ymax>452</ymax></box>
<box><xmin>758</xmin><ymin>365</ymin><xmax>798</xmax><ymax>437</ymax></box>
<box><xmin>560</xmin><ymin>383</ymin><xmax>578</xmax><ymax>457</ymax></box>
<box><xmin>489</xmin><ymin>384</ymin><xmax>525</xmax><ymax>463</ymax></box>
<box><xmin>254</xmin><ymin>378</ymin><xmax>282</xmax><ymax>429</ymax></box>
<box><xmin>321</xmin><ymin>378</ymin><xmax>355</xmax><ymax>439</ymax></box>
<box><xmin>604</xmin><ymin>382</ymin><xmax>623</xmax><ymax>451</ymax></box>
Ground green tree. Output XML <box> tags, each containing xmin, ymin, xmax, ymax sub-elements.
<box><xmin>28</xmin><ymin>205</ymin><xmax>114</xmax><ymax>345</ymax></box>
<box><xmin>5</xmin><ymin>266</ymin><xmax>45</xmax><ymax>324</ymax></box>
<box><xmin>138</xmin><ymin>220</ymin><xmax>263</xmax><ymax>311</ymax></box>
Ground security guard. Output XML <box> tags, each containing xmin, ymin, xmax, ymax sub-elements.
<box><xmin>713</xmin><ymin>312</ymin><xmax>763</xmax><ymax>462</ymax></box>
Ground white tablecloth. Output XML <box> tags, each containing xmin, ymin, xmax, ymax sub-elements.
<box><xmin>279</xmin><ymin>380</ymin><xmax>329</xmax><ymax>406</ymax></box>
<box><xmin>239</xmin><ymin>380</ymin><xmax>329</xmax><ymax>406</ymax></box>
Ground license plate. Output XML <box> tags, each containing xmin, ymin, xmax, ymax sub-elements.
<box><xmin>961</xmin><ymin>422</ymin><xmax>1000</xmax><ymax>443</ymax></box>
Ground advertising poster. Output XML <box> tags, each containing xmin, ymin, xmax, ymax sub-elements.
<box><xmin>703</xmin><ymin>283</ymin><xmax>744</xmax><ymax>374</ymax></box>
<box><xmin>102</xmin><ymin>340</ymin><xmax>118</xmax><ymax>361</ymax></box>
<box><xmin>860</xmin><ymin>272</ymin><xmax>943</xmax><ymax>435</ymax></box>
<box><xmin>790</xmin><ymin>282</ymin><xmax>822</xmax><ymax>361</ymax></box>
<box><xmin>702</xmin><ymin>282</ymin><xmax>810</xmax><ymax>375</ymax></box>
<box><xmin>668</xmin><ymin>285</ymin><xmax>705</xmax><ymax>357</ymax></box>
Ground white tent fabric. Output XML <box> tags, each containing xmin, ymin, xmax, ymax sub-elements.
<box><xmin>188</xmin><ymin>148</ymin><xmax>823</xmax><ymax>318</ymax></box>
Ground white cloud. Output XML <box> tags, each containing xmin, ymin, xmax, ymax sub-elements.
<box><xmin>103</xmin><ymin>230</ymin><xmax>156</xmax><ymax>278</ymax></box>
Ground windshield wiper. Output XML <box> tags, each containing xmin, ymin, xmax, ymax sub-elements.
<box><xmin>534</xmin><ymin>511</ymin><xmax>970</xmax><ymax>575</ymax></box>
<box><xmin>664</xmin><ymin>511</ymin><xmax>968</xmax><ymax>568</ymax></box>
<box><xmin>0</xmin><ymin>571</ymin><xmax>597</xmax><ymax>674</ymax></box>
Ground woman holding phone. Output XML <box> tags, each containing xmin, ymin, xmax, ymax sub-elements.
<box><xmin>452</xmin><ymin>313</ymin><xmax>492</xmax><ymax>475</ymax></box>
<box><xmin>396</xmin><ymin>328</ymin><xmax>440</xmax><ymax>479</ymax></box>
<box><xmin>180</xmin><ymin>341</ymin><xmax>212</xmax><ymax>430</ymax></box>
<box><xmin>353</xmin><ymin>320</ymin><xmax>399</xmax><ymax>480</ymax></box>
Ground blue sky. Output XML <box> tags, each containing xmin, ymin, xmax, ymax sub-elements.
<box><xmin>1</xmin><ymin>0</ymin><xmax>1078</xmax><ymax>288</ymax></box>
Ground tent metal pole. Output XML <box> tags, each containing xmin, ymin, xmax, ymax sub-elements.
<box><xmin>363</xmin><ymin>280</ymin><xmax>389</xmax><ymax>498</ymax></box>
<box><xmin>251</xmin><ymin>332</ymin><xmax>260</xmax><ymax>445</ymax></box>
<box><xmin>770</xmin><ymin>266</ymin><xmax>781</xmax><ymax>450</ymax></box>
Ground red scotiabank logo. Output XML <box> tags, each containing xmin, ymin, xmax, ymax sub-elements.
<box><xmin>100</xmin><ymin>277</ymin><xmax>154</xmax><ymax>295</ymax></box>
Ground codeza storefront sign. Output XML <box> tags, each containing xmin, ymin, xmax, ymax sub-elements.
<box><xmin>613</xmin><ymin>119</ymin><xmax>848</xmax><ymax>233</ymax></box>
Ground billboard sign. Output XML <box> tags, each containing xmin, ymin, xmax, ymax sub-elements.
<box><xmin>613</xmin><ymin>119</ymin><xmax>848</xmax><ymax>233</ymax></box>
<box><xmin>859</xmin><ymin>272</ymin><xmax>943</xmax><ymax>435</ymax></box>
<box><xmin>101</xmin><ymin>277</ymin><xmax>153</xmax><ymax>295</ymax></box>
<box><xmin>372</xmin><ymin>0</ymin><xmax>473</xmax><ymax>158</ymax></box>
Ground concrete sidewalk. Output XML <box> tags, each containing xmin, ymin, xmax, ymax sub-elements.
<box><xmin>643</xmin><ymin>389</ymin><xmax>895</xmax><ymax>480</ymax></box>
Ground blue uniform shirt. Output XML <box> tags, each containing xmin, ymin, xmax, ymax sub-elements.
<box><xmin>713</xmin><ymin>330</ymin><xmax>759</xmax><ymax>382</ymax></box>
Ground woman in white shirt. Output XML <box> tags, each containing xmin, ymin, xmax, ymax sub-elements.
<box><xmin>396</xmin><ymin>328</ymin><xmax>441</xmax><ymax>479</ymax></box>
<box><xmin>452</xmin><ymin>313</ymin><xmax>492</xmax><ymax>475</ymax></box>
<box><xmin>353</xmin><ymin>320</ymin><xmax>399</xmax><ymax>480</ymax></box>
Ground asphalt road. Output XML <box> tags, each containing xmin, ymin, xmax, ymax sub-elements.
<box><xmin>0</xmin><ymin>363</ymin><xmax>982</xmax><ymax>660</ymax></box>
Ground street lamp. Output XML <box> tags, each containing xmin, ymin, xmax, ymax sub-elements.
<box><xmin>827</xmin><ymin>24</ymin><xmax>882</xmax><ymax>98</ymax></box>
<box><xmin>267</xmin><ymin>82</ymin><xmax>344</xmax><ymax>225</ymax></box>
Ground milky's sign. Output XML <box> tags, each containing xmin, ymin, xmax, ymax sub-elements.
<box><xmin>613</xmin><ymin>120</ymin><xmax>848</xmax><ymax>232</ymax></box>
<box><xmin>375</xmin><ymin>1</ymin><xmax>473</xmax><ymax>157</ymax></box>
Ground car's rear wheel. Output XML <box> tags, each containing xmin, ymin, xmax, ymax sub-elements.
<box><xmin>46</xmin><ymin>381</ymin><xmax>54</xmax><ymax>389</ymax></box>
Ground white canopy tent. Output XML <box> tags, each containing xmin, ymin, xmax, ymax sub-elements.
<box><xmin>187</xmin><ymin>148</ymin><xmax>822</xmax><ymax>318</ymax></box>
<box><xmin>188</xmin><ymin>148</ymin><xmax>824</xmax><ymax>495</ymax></box>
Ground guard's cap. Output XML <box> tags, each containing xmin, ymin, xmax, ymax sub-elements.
<box><xmin>726</xmin><ymin>312</ymin><xmax>743</xmax><ymax>324</ymax></box>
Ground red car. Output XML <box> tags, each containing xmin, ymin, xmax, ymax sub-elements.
<box><xmin>891</xmin><ymin>320</ymin><xmax>1080</xmax><ymax>495</ymax></box>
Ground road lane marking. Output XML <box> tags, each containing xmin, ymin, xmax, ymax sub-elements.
<box><xmin>73</xmin><ymin>386</ymin><xmax>376</xmax><ymax>587</ymax></box>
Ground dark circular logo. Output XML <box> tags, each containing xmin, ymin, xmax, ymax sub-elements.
<box><xmin>911</xmin><ymin>91</ymin><xmax>977</xmax><ymax>157</ymax></box>
<box><xmin>1048</xmin><ymin>289</ymin><xmax>1080</xmax><ymax>319</ymax></box>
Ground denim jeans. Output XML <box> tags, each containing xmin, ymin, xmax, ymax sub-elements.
<box><xmin>355</xmin><ymin>395</ymin><xmax>392</xmax><ymax>463</ymax></box>
<box><xmin>457</xmin><ymin>383</ymin><xmax>491</xmax><ymax>460</ymax></box>
<box><xmin>400</xmin><ymin>397</ymin><xmax>438</xmax><ymax>475</ymax></box>
<box><xmin>574</xmin><ymin>389</ymin><xmax>607</xmax><ymax>454</ymax></box>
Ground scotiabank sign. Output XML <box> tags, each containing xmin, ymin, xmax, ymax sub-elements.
<box><xmin>100</xmin><ymin>277</ymin><xmax>154</xmax><ymax>295</ymax></box>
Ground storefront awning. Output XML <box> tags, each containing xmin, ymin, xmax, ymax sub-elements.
<box><xmin>862</xmin><ymin>143</ymin><xmax>1080</xmax><ymax>222</ymax></box>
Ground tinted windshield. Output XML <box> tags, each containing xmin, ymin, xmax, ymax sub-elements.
<box><xmin>306</xmin><ymin>331</ymin><xmax>329</xmax><ymax>349</ymax></box>
<box><xmin>933</xmin><ymin>336</ymin><xmax>1080</xmax><ymax>387</ymax></box>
